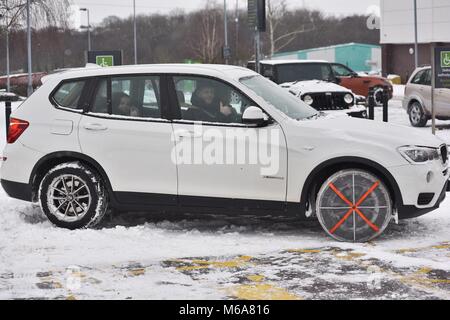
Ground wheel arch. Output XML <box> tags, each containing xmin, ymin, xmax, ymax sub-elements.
<box><xmin>300</xmin><ymin>157</ymin><xmax>403</xmax><ymax>213</ymax></box>
<box><xmin>29</xmin><ymin>151</ymin><xmax>114</xmax><ymax>203</ymax></box>
<box><xmin>407</xmin><ymin>96</ymin><xmax>427</xmax><ymax>114</ymax></box>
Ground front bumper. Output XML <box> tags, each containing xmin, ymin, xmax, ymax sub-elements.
<box><xmin>390</xmin><ymin>160</ymin><xmax>449</xmax><ymax>219</ymax></box>
<box><xmin>397</xmin><ymin>180</ymin><xmax>447</xmax><ymax>219</ymax></box>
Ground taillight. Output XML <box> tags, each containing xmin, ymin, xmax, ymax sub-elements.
<box><xmin>7</xmin><ymin>118</ymin><xmax>29</xmax><ymax>144</ymax></box>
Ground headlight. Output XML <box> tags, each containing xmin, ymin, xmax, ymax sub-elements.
<box><xmin>303</xmin><ymin>95</ymin><xmax>313</xmax><ymax>105</ymax></box>
<box><xmin>398</xmin><ymin>146</ymin><xmax>440</xmax><ymax>164</ymax></box>
<box><xmin>344</xmin><ymin>93</ymin><xmax>354</xmax><ymax>104</ymax></box>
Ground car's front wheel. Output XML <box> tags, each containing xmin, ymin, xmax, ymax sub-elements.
<box><xmin>38</xmin><ymin>162</ymin><xmax>108</xmax><ymax>229</ymax></box>
<box><xmin>316</xmin><ymin>169</ymin><xmax>393</xmax><ymax>242</ymax></box>
<box><xmin>408</xmin><ymin>101</ymin><xmax>428</xmax><ymax>127</ymax></box>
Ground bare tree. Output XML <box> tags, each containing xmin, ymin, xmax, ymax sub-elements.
<box><xmin>0</xmin><ymin>0</ymin><xmax>71</xmax><ymax>30</ymax></box>
<box><xmin>266</xmin><ymin>0</ymin><xmax>315</xmax><ymax>57</ymax></box>
<box><xmin>189</xmin><ymin>0</ymin><xmax>222</xmax><ymax>63</ymax></box>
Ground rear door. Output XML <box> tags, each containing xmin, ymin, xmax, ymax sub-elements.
<box><xmin>408</xmin><ymin>69</ymin><xmax>432</xmax><ymax>113</ymax></box>
<box><xmin>78</xmin><ymin>74</ymin><xmax>177</xmax><ymax>206</ymax></box>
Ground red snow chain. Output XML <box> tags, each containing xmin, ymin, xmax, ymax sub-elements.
<box><xmin>328</xmin><ymin>181</ymin><xmax>380</xmax><ymax>234</ymax></box>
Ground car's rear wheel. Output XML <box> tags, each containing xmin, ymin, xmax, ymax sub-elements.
<box><xmin>316</xmin><ymin>169</ymin><xmax>393</xmax><ymax>242</ymax></box>
<box><xmin>38</xmin><ymin>162</ymin><xmax>108</xmax><ymax>229</ymax></box>
<box><xmin>373</xmin><ymin>86</ymin><xmax>385</xmax><ymax>106</ymax></box>
<box><xmin>408</xmin><ymin>101</ymin><xmax>428</xmax><ymax>127</ymax></box>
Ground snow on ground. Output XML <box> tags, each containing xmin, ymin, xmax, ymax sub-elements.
<box><xmin>0</xmin><ymin>96</ymin><xmax>449</xmax><ymax>300</ymax></box>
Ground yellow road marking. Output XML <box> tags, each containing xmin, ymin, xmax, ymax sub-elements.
<box><xmin>228</xmin><ymin>283</ymin><xmax>301</xmax><ymax>300</ymax></box>
<box><xmin>176</xmin><ymin>256</ymin><xmax>253</xmax><ymax>272</ymax></box>
<box><xmin>247</xmin><ymin>275</ymin><xmax>265</xmax><ymax>283</ymax></box>
<box><xmin>287</xmin><ymin>249</ymin><xmax>322</xmax><ymax>254</ymax></box>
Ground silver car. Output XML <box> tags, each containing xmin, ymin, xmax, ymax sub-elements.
<box><xmin>403</xmin><ymin>66</ymin><xmax>450</xmax><ymax>127</ymax></box>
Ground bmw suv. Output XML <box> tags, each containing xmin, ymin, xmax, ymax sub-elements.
<box><xmin>1</xmin><ymin>64</ymin><xmax>448</xmax><ymax>242</ymax></box>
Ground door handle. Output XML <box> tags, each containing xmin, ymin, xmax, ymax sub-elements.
<box><xmin>84</xmin><ymin>123</ymin><xmax>108</xmax><ymax>131</ymax></box>
<box><xmin>176</xmin><ymin>131</ymin><xmax>203</xmax><ymax>139</ymax></box>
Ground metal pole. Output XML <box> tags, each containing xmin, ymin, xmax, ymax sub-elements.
<box><xmin>255</xmin><ymin>28</ymin><xmax>261</xmax><ymax>73</ymax></box>
<box><xmin>382</xmin><ymin>86</ymin><xmax>389</xmax><ymax>122</ymax></box>
<box><xmin>5</xmin><ymin>100</ymin><xmax>11</xmax><ymax>138</ymax></box>
<box><xmin>26</xmin><ymin>0</ymin><xmax>33</xmax><ymax>97</ymax></box>
<box><xmin>414</xmin><ymin>0</ymin><xmax>419</xmax><ymax>68</ymax></box>
<box><xmin>235</xmin><ymin>0</ymin><xmax>239</xmax><ymax>64</ymax></box>
<box><xmin>224</xmin><ymin>0</ymin><xmax>229</xmax><ymax>64</ymax></box>
<box><xmin>87</xmin><ymin>9</ymin><xmax>91</xmax><ymax>51</ymax></box>
<box><xmin>133</xmin><ymin>0</ymin><xmax>137</xmax><ymax>64</ymax></box>
<box><xmin>431</xmin><ymin>43</ymin><xmax>436</xmax><ymax>135</ymax></box>
<box><xmin>5</xmin><ymin>0</ymin><xmax>10</xmax><ymax>92</ymax></box>
<box><xmin>368</xmin><ymin>88</ymin><xmax>375</xmax><ymax>120</ymax></box>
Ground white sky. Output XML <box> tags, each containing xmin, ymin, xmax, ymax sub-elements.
<box><xmin>71</xmin><ymin>0</ymin><xmax>381</xmax><ymax>27</ymax></box>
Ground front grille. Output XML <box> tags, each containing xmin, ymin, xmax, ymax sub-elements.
<box><xmin>440</xmin><ymin>145</ymin><xmax>448</xmax><ymax>164</ymax></box>
<box><xmin>305</xmin><ymin>93</ymin><xmax>349</xmax><ymax>111</ymax></box>
<box><xmin>418</xmin><ymin>193</ymin><xmax>435</xmax><ymax>206</ymax></box>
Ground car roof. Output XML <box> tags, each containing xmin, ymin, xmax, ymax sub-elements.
<box><xmin>45</xmin><ymin>64</ymin><xmax>255</xmax><ymax>83</ymax></box>
<box><xmin>415</xmin><ymin>65</ymin><xmax>431</xmax><ymax>71</ymax></box>
<box><xmin>254</xmin><ymin>59</ymin><xmax>329</xmax><ymax>65</ymax></box>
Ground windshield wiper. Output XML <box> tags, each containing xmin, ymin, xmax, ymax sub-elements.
<box><xmin>300</xmin><ymin>112</ymin><xmax>325</xmax><ymax>121</ymax></box>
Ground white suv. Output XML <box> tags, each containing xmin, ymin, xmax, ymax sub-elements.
<box><xmin>1</xmin><ymin>64</ymin><xmax>449</xmax><ymax>242</ymax></box>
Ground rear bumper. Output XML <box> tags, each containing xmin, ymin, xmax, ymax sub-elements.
<box><xmin>1</xmin><ymin>179</ymin><xmax>32</xmax><ymax>202</ymax></box>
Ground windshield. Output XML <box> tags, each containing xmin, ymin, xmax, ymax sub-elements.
<box><xmin>240</xmin><ymin>75</ymin><xmax>319</xmax><ymax>120</ymax></box>
<box><xmin>275</xmin><ymin>63</ymin><xmax>335</xmax><ymax>84</ymax></box>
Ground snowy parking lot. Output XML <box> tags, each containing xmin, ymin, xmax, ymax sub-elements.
<box><xmin>0</xmin><ymin>92</ymin><xmax>449</xmax><ymax>300</ymax></box>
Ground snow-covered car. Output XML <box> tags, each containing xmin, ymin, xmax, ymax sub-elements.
<box><xmin>248</xmin><ymin>60</ymin><xmax>367</xmax><ymax>117</ymax></box>
<box><xmin>1</xmin><ymin>64</ymin><xmax>449</xmax><ymax>242</ymax></box>
<box><xmin>281</xmin><ymin>80</ymin><xmax>367</xmax><ymax>118</ymax></box>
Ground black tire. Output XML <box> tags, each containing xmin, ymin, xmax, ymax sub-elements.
<box><xmin>408</xmin><ymin>101</ymin><xmax>428</xmax><ymax>127</ymax></box>
<box><xmin>373</xmin><ymin>86</ymin><xmax>384</xmax><ymax>106</ymax></box>
<box><xmin>38</xmin><ymin>161</ymin><xmax>108</xmax><ymax>229</ymax></box>
<box><xmin>316</xmin><ymin>169</ymin><xmax>393</xmax><ymax>242</ymax></box>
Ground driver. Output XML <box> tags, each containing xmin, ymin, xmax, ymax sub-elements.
<box><xmin>186</xmin><ymin>81</ymin><xmax>237</xmax><ymax>123</ymax></box>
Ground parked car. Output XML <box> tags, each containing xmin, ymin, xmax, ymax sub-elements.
<box><xmin>1</xmin><ymin>64</ymin><xmax>448</xmax><ymax>242</ymax></box>
<box><xmin>0</xmin><ymin>72</ymin><xmax>47</xmax><ymax>97</ymax></box>
<box><xmin>403</xmin><ymin>66</ymin><xmax>450</xmax><ymax>127</ymax></box>
<box><xmin>248</xmin><ymin>60</ymin><xmax>367</xmax><ymax>116</ymax></box>
<box><xmin>281</xmin><ymin>80</ymin><xmax>367</xmax><ymax>118</ymax></box>
<box><xmin>331</xmin><ymin>63</ymin><xmax>393</xmax><ymax>104</ymax></box>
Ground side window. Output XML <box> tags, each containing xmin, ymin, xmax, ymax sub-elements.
<box><xmin>52</xmin><ymin>80</ymin><xmax>86</xmax><ymax>109</ymax></box>
<box><xmin>90</xmin><ymin>76</ymin><xmax>161</xmax><ymax>119</ymax></box>
<box><xmin>423</xmin><ymin>69</ymin><xmax>432</xmax><ymax>86</ymax></box>
<box><xmin>173</xmin><ymin>76</ymin><xmax>252</xmax><ymax>124</ymax></box>
<box><xmin>411</xmin><ymin>70</ymin><xmax>426</xmax><ymax>84</ymax></box>
<box><xmin>332</xmin><ymin>64</ymin><xmax>353</xmax><ymax>77</ymax></box>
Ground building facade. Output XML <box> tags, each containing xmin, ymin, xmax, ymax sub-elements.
<box><xmin>272</xmin><ymin>43</ymin><xmax>382</xmax><ymax>73</ymax></box>
<box><xmin>381</xmin><ymin>0</ymin><xmax>450</xmax><ymax>83</ymax></box>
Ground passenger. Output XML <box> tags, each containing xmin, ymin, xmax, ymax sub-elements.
<box><xmin>187</xmin><ymin>81</ymin><xmax>237</xmax><ymax>123</ymax></box>
<box><xmin>113</xmin><ymin>92</ymin><xmax>140</xmax><ymax>117</ymax></box>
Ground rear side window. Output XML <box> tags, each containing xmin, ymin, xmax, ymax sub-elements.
<box><xmin>90</xmin><ymin>76</ymin><xmax>161</xmax><ymax>119</ymax></box>
<box><xmin>52</xmin><ymin>80</ymin><xmax>86</xmax><ymax>109</ymax></box>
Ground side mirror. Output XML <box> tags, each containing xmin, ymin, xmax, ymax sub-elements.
<box><xmin>242</xmin><ymin>106</ymin><xmax>270</xmax><ymax>127</ymax></box>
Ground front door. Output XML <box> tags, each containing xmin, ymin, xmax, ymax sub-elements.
<box><xmin>169</xmin><ymin>75</ymin><xmax>288</xmax><ymax>210</ymax></box>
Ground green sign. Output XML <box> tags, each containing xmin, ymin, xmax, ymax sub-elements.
<box><xmin>96</xmin><ymin>55</ymin><xmax>114</xmax><ymax>67</ymax></box>
<box><xmin>435</xmin><ymin>47</ymin><xmax>450</xmax><ymax>89</ymax></box>
<box><xmin>441</xmin><ymin>51</ymin><xmax>450</xmax><ymax>68</ymax></box>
